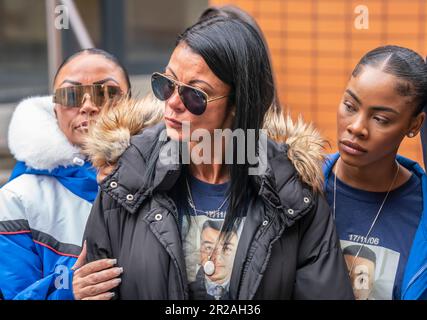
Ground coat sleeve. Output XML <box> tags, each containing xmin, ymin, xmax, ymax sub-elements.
<box><xmin>293</xmin><ymin>194</ymin><xmax>354</xmax><ymax>299</ymax></box>
<box><xmin>12</xmin><ymin>252</ymin><xmax>75</xmax><ymax>300</ymax></box>
<box><xmin>0</xmin><ymin>188</ymin><xmax>75</xmax><ymax>300</ymax></box>
<box><xmin>83</xmin><ymin>191</ymin><xmax>114</xmax><ymax>262</ymax></box>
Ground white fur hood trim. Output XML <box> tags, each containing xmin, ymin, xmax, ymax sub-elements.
<box><xmin>8</xmin><ymin>96</ymin><xmax>81</xmax><ymax>170</ymax></box>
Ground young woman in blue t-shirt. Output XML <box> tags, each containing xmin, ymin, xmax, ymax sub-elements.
<box><xmin>324</xmin><ymin>45</ymin><xmax>427</xmax><ymax>300</ymax></box>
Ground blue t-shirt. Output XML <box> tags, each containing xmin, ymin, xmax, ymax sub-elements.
<box><xmin>325</xmin><ymin>171</ymin><xmax>422</xmax><ymax>300</ymax></box>
<box><xmin>172</xmin><ymin>174</ymin><xmax>244</xmax><ymax>300</ymax></box>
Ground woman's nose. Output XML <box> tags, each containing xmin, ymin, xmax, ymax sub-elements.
<box><xmin>166</xmin><ymin>89</ymin><xmax>186</xmax><ymax>114</ymax></box>
<box><xmin>79</xmin><ymin>94</ymin><xmax>100</xmax><ymax>117</ymax></box>
<box><xmin>347</xmin><ymin>115</ymin><xmax>368</xmax><ymax>139</ymax></box>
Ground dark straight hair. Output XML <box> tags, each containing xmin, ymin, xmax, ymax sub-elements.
<box><xmin>177</xmin><ymin>15</ymin><xmax>275</xmax><ymax>237</ymax></box>
<box><xmin>352</xmin><ymin>45</ymin><xmax>427</xmax><ymax>115</ymax></box>
<box><xmin>198</xmin><ymin>5</ymin><xmax>281</xmax><ymax>112</ymax></box>
<box><xmin>53</xmin><ymin>48</ymin><xmax>132</xmax><ymax>95</ymax></box>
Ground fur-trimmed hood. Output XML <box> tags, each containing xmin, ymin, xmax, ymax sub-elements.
<box><xmin>262</xmin><ymin>106</ymin><xmax>326</xmax><ymax>191</ymax></box>
<box><xmin>8</xmin><ymin>96</ymin><xmax>83</xmax><ymax>170</ymax></box>
<box><xmin>82</xmin><ymin>94</ymin><xmax>164</xmax><ymax>170</ymax></box>
<box><xmin>84</xmin><ymin>96</ymin><xmax>326</xmax><ymax>191</ymax></box>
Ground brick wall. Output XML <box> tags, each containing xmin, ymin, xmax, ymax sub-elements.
<box><xmin>210</xmin><ymin>0</ymin><xmax>426</xmax><ymax>165</ymax></box>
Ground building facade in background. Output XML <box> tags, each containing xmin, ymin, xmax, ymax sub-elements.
<box><xmin>0</xmin><ymin>0</ymin><xmax>208</xmax><ymax>103</ymax></box>
<box><xmin>211</xmin><ymin>0</ymin><xmax>426</xmax><ymax>164</ymax></box>
<box><xmin>0</xmin><ymin>0</ymin><xmax>208</xmax><ymax>182</ymax></box>
<box><xmin>0</xmin><ymin>0</ymin><xmax>425</xmax><ymax>178</ymax></box>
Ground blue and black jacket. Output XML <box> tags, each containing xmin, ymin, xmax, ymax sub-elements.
<box><xmin>324</xmin><ymin>153</ymin><xmax>427</xmax><ymax>300</ymax></box>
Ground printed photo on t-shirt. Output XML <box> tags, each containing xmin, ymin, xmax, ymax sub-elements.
<box><xmin>182</xmin><ymin>215</ymin><xmax>244</xmax><ymax>300</ymax></box>
<box><xmin>341</xmin><ymin>240</ymin><xmax>400</xmax><ymax>300</ymax></box>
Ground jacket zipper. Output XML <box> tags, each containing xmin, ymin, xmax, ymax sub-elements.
<box><xmin>161</xmin><ymin>193</ymin><xmax>188</xmax><ymax>299</ymax></box>
<box><xmin>238</xmin><ymin>242</ymin><xmax>258</xmax><ymax>298</ymax></box>
<box><xmin>147</xmin><ymin>193</ymin><xmax>187</xmax><ymax>298</ymax></box>
<box><xmin>157</xmin><ymin>193</ymin><xmax>179</xmax><ymax>223</ymax></box>
<box><xmin>238</xmin><ymin>203</ymin><xmax>278</xmax><ymax>299</ymax></box>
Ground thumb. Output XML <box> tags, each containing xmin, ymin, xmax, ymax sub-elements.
<box><xmin>72</xmin><ymin>240</ymin><xmax>87</xmax><ymax>270</ymax></box>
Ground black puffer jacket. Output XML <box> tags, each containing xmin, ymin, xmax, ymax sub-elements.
<box><xmin>83</xmin><ymin>113</ymin><xmax>354</xmax><ymax>299</ymax></box>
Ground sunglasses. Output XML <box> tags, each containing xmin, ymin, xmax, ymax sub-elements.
<box><xmin>53</xmin><ymin>84</ymin><xmax>123</xmax><ymax>108</ymax></box>
<box><xmin>151</xmin><ymin>72</ymin><xmax>229</xmax><ymax>115</ymax></box>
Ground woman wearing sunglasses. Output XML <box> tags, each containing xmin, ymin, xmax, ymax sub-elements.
<box><xmin>0</xmin><ymin>48</ymin><xmax>129</xmax><ymax>299</ymax></box>
<box><xmin>81</xmin><ymin>13</ymin><xmax>353</xmax><ymax>300</ymax></box>
<box><xmin>323</xmin><ymin>45</ymin><xmax>427</xmax><ymax>300</ymax></box>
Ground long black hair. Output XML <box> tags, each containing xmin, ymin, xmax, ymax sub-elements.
<box><xmin>177</xmin><ymin>15</ymin><xmax>275</xmax><ymax>236</ymax></box>
<box><xmin>198</xmin><ymin>5</ymin><xmax>281</xmax><ymax>112</ymax></box>
<box><xmin>352</xmin><ymin>45</ymin><xmax>427</xmax><ymax>115</ymax></box>
<box><xmin>53</xmin><ymin>48</ymin><xmax>132</xmax><ymax>95</ymax></box>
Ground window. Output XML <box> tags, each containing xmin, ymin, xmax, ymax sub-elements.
<box><xmin>0</xmin><ymin>0</ymin><xmax>48</xmax><ymax>103</ymax></box>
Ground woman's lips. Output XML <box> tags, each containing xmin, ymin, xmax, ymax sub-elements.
<box><xmin>340</xmin><ymin>140</ymin><xmax>368</xmax><ymax>156</ymax></box>
<box><xmin>164</xmin><ymin>116</ymin><xmax>183</xmax><ymax>129</ymax></box>
<box><xmin>74</xmin><ymin>120</ymin><xmax>89</xmax><ymax>131</ymax></box>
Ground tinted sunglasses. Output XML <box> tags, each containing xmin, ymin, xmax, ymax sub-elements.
<box><xmin>151</xmin><ymin>72</ymin><xmax>229</xmax><ymax>115</ymax></box>
<box><xmin>53</xmin><ymin>84</ymin><xmax>123</xmax><ymax>108</ymax></box>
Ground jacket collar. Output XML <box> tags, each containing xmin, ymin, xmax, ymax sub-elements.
<box><xmin>254</xmin><ymin>139</ymin><xmax>316</xmax><ymax>224</ymax></box>
<box><xmin>87</xmin><ymin>97</ymin><xmax>327</xmax><ymax>193</ymax></box>
<box><xmin>323</xmin><ymin>153</ymin><xmax>427</xmax><ymax>197</ymax></box>
<box><xmin>102</xmin><ymin>122</ymin><xmax>315</xmax><ymax>223</ymax></box>
<box><xmin>8</xmin><ymin>96</ymin><xmax>83</xmax><ymax>170</ymax></box>
<box><xmin>101</xmin><ymin>123</ymin><xmax>182</xmax><ymax>214</ymax></box>
<box><xmin>9</xmin><ymin>160</ymin><xmax>98</xmax><ymax>203</ymax></box>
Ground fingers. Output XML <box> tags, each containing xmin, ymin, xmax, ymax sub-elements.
<box><xmin>72</xmin><ymin>241</ymin><xmax>87</xmax><ymax>270</ymax></box>
<box><xmin>71</xmin><ymin>242</ymin><xmax>123</xmax><ymax>301</ymax></box>
<box><xmin>73</xmin><ymin>265</ymin><xmax>123</xmax><ymax>300</ymax></box>
<box><xmin>74</xmin><ymin>258</ymin><xmax>118</xmax><ymax>278</ymax></box>
<box><xmin>82</xmin><ymin>291</ymin><xmax>116</xmax><ymax>301</ymax></box>
<box><xmin>80</xmin><ymin>277</ymin><xmax>122</xmax><ymax>298</ymax></box>
<box><xmin>85</xmin><ymin>267</ymin><xmax>123</xmax><ymax>286</ymax></box>
<box><xmin>81</xmin><ymin>278</ymin><xmax>122</xmax><ymax>297</ymax></box>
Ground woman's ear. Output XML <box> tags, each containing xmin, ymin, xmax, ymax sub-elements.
<box><xmin>407</xmin><ymin>111</ymin><xmax>426</xmax><ymax>138</ymax></box>
<box><xmin>222</xmin><ymin>105</ymin><xmax>236</xmax><ymax>130</ymax></box>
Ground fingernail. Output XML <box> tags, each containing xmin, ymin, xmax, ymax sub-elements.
<box><xmin>109</xmin><ymin>259</ymin><xmax>117</xmax><ymax>266</ymax></box>
<box><xmin>109</xmin><ymin>292</ymin><xmax>115</xmax><ymax>298</ymax></box>
<box><xmin>117</xmin><ymin>267</ymin><xmax>124</xmax><ymax>274</ymax></box>
<box><xmin>114</xmin><ymin>278</ymin><xmax>122</xmax><ymax>285</ymax></box>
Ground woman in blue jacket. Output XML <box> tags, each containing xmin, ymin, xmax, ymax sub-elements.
<box><xmin>0</xmin><ymin>48</ymin><xmax>129</xmax><ymax>299</ymax></box>
<box><xmin>323</xmin><ymin>45</ymin><xmax>427</xmax><ymax>300</ymax></box>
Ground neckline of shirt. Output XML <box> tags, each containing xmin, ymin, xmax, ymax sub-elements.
<box><xmin>328</xmin><ymin>172</ymin><xmax>420</xmax><ymax>204</ymax></box>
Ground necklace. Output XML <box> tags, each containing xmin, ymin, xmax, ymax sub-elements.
<box><xmin>333</xmin><ymin>157</ymin><xmax>400</xmax><ymax>275</ymax></box>
<box><xmin>185</xmin><ymin>177</ymin><xmax>230</xmax><ymax>276</ymax></box>
<box><xmin>186</xmin><ymin>179</ymin><xmax>230</xmax><ymax>219</ymax></box>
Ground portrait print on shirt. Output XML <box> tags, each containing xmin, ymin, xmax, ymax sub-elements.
<box><xmin>182</xmin><ymin>214</ymin><xmax>244</xmax><ymax>300</ymax></box>
<box><xmin>341</xmin><ymin>240</ymin><xmax>399</xmax><ymax>300</ymax></box>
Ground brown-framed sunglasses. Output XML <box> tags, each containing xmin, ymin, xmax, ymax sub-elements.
<box><xmin>53</xmin><ymin>84</ymin><xmax>123</xmax><ymax>108</ymax></box>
